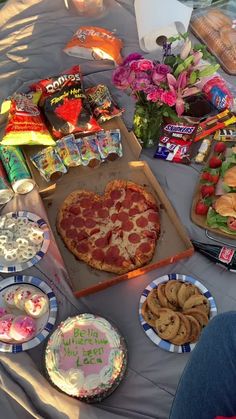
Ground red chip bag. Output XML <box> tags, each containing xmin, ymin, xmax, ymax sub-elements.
<box><xmin>31</xmin><ymin>66</ymin><xmax>101</xmax><ymax>139</ymax></box>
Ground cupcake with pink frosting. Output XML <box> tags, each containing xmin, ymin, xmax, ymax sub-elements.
<box><xmin>0</xmin><ymin>314</ymin><xmax>15</xmax><ymax>341</ymax></box>
<box><xmin>24</xmin><ymin>293</ymin><xmax>49</xmax><ymax>318</ymax></box>
<box><xmin>10</xmin><ymin>315</ymin><xmax>36</xmax><ymax>342</ymax></box>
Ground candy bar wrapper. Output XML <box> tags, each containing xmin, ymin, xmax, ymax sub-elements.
<box><xmin>56</xmin><ymin>134</ymin><xmax>82</xmax><ymax>167</ymax></box>
<box><xmin>86</xmin><ymin>85</ymin><xmax>123</xmax><ymax>122</ymax></box>
<box><xmin>194</xmin><ymin>138</ymin><xmax>211</xmax><ymax>164</ymax></box>
<box><xmin>31</xmin><ymin>147</ymin><xmax>67</xmax><ymax>182</ymax></box>
<box><xmin>154</xmin><ymin>122</ymin><xmax>197</xmax><ymax>164</ymax></box>
<box><xmin>214</xmin><ymin>126</ymin><xmax>236</xmax><ymax>142</ymax></box>
<box><xmin>96</xmin><ymin>129</ymin><xmax>122</xmax><ymax>161</ymax></box>
<box><xmin>195</xmin><ymin>110</ymin><xmax>236</xmax><ymax>142</ymax></box>
<box><xmin>76</xmin><ymin>136</ymin><xmax>101</xmax><ymax>168</ymax></box>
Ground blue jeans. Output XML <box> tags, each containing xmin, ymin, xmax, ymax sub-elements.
<box><xmin>170</xmin><ymin>312</ymin><xmax>236</xmax><ymax>419</ymax></box>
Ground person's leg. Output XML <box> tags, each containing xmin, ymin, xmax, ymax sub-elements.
<box><xmin>170</xmin><ymin>311</ymin><xmax>236</xmax><ymax>419</ymax></box>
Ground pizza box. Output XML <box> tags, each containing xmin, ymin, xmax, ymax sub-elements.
<box><xmin>23</xmin><ymin>117</ymin><xmax>142</xmax><ymax>197</ymax></box>
<box><xmin>42</xmin><ymin>160</ymin><xmax>194</xmax><ymax>297</ymax></box>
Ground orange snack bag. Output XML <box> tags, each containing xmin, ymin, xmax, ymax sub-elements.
<box><xmin>64</xmin><ymin>26</ymin><xmax>123</xmax><ymax>65</ymax></box>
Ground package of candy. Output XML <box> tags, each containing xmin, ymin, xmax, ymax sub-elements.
<box><xmin>76</xmin><ymin>136</ymin><xmax>101</xmax><ymax>168</ymax></box>
<box><xmin>85</xmin><ymin>85</ymin><xmax>123</xmax><ymax>122</ymax></box>
<box><xmin>202</xmin><ymin>76</ymin><xmax>233</xmax><ymax>111</ymax></box>
<box><xmin>96</xmin><ymin>129</ymin><xmax>122</xmax><ymax>161</ymax></box>
<box><xmin>1</xmin><ymin>92</ymin><xmax>55</xmax><ymax>146</ymax></box>
<box><xmin>64</xmin><ymin>26</ymin><xmax>123</xmax><ymax>65</ymax></box>
<box><xmin>154</xmin><ymin>122</ymin><xmax>197</xmax><ymax>164</ymax></box>
<box><xmin>195</xmin><ymin>110</ymin><xmax>236</xmax><ymax>142</ymax></box>
<box><xmin>31</xmin><ymin>66</ymin><xmax>101</xmax><ymax>139</ymax></box>
<box><xmin>30</xmin><ymin>147</ymin><xmax>67</xmax><ymax>182</ymax></box>
<box><xmin>56</xmin><ymin>135</ymin><xmax>82</xmax><ymax>167</ymax></box>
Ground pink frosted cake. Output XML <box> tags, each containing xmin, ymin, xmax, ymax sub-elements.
<box><xmin>45</xmin><ymin>314</ymin><xmax>127</xmax><ymax>402</ymax></box>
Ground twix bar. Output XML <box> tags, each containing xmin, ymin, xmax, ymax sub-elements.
<box><xmin>194</xmin><ymin>110</ymin><xmax>236</xmax><ymax>142</ymax></box>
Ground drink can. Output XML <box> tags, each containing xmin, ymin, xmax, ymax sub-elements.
<box><xmin>0</xmin><ymin>145</ymin><xmax>35</xmax><ymax>194</ymax></box>
<box><xmin>0</xmin><ymin>160</ymin><xmax>14</xmax><ymax>204</ymax></box>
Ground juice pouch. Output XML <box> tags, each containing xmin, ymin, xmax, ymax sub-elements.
<box><xmin>1</xmin><ymin>92</ymin><xmax>55</xmax><ymax>146</ymax></box>
<box><xmin>31</xmin><ymin>66</ymin><xmax>101</xmax><ymax>139</ymax></box>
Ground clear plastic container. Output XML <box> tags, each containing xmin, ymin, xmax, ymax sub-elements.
<box><xmin>190</xmin><ymin>0</ymin><xmax>236</xmax><ymax>75</ymax></box>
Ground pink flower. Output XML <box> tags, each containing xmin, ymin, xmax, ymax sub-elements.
<box><xmin>161</xmin><ymin>90</ymin><xmax>176</xmax><ymax>107</ymax></box>
<box><xmin>131</xmin><ymin>77</ymin><xmax>151</xmax><ymax>91</ymax></box>
<box><xmin>137</xmin><ymin>59</ymin><xmax>154</xmax><ymax>71</ymax></box>
<box><xmin>123</xmin><ymin>53</ymin><xmax>143</xmax><ymax>65</ymax></box>
<box><xmin>146</xmin><ymin>86</ymin><xmax>163</xmax><ymax>102</ymax></box>
<box><xmin>112</xmin><ymin>66</ymin><xmax>132</xmax><ymax>89</ymax></box>
<box><xmin>152</xmin><ymin>64</ymin><xmax>171</xmax><ymax>84</ymax></box>
<box><xmin>175</xmin><ymin>97</ymin><xmax>185</xmax><ymax>116</ymax></box>
<box><xmin>130</xmin><ymin>61</ymin><xmax>140</xmax><ymax>71</ymax></box>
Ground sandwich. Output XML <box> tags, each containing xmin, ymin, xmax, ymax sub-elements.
<box><xmin>207</xmin><ymin>192</ymin><xmax>236</xmax><ymax>234</ymax></box>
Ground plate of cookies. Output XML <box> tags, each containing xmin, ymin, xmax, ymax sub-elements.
<box><xmin>139</xmin><ymin>273</ymin><xmax>217</xmax><ymax>353</ymax></box>
<box><xmin>0</xmin><ymin>275</ymin><xmax>57</xmax><ymax>352</ymax></box>
<box><xmin>0</xmin><ymin>211</ymin><xmax>50</xmax><ymax>273</ymax></box>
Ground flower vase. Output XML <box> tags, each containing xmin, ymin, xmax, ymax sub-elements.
<box><xmin>133</xmin><ymin>103</ymin><xmax>163</xmax><ymax>148</ymax></box>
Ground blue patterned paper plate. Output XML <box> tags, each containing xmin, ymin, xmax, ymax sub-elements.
<box><xmin>0</xmin><ymin>211</ymin><xmax>50</xmax><ymax>273</ymax></box>
<box><xmin>139</xmin><ymin>273</ymin><xmax>217</xmax><ymax>354</ymax></box>
<box><xmin>0</xmin><ymin>275</ymin><xmax>57</xmax><ymax>353</ymax></box>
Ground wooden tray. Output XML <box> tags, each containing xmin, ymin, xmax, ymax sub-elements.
<box><xmin>43</xmin><ymin>160</ymin><xmax>194</xmax><ymax>297</ymax></box>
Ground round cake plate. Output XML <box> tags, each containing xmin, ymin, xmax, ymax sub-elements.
<box><xmin>0</xmin><ymin>211</ymin><xmax>50</xmax><ymax>273</ymax></box>
<box><xmin>0</xmin><ymin>275</ymin><xmax>57</xmax><ymax>353</ymax></box>
<box><xmin>139</xmin><ymin>273</ymin><xmax>217</xmax><ymax>353</ymax></box>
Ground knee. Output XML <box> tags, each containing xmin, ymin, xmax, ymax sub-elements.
<box><xmin>205</xmin><ymin>311</ymin><xmax>236</xmax><ymax>339</ymax></box>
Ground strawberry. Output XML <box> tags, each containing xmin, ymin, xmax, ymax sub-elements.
<box><xmin>201</xmin><ymin>171</ymin><xmax>211</xmax><ymax>181</ymax></box>
<box><xmin>214</xmin><ymin>142</ymin><xmax>226</xmax><ymax>154</ymax></box>
<box><xmin>195</xmin><ymin>199</ymin><xmax>210</xmax><ymax>216</ymax></box>
<box><xmin>210</xmin><ymin>173</ymin><xmax>220</xmax><ymax>184</ymax></box>
<box><xmin>209</xmin><ymin>155</ymin><xmax>223</xmax><ymax>169</ymax></box>
<box><xmin>200</xmin><ymin>185</ymin><xmax>215</xmax><ymax>197</ymax></box>
<box><xmin>195</xmin><ymin>201</ymin><xmax>209</xmax><ymax>216</ymax></box>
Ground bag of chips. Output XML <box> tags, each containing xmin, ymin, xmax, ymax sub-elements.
<box><xmin>64</xmin><ymin>26</ymin><xmax>123</xmax><ymax>65</ymax></box>
<box><xmin>85</xmin><ymin>84</ymin><xmax>123</xmax><ymax>122</ymax></box>
<box><xmin>1</xmin><ymin>92</ymin><xmax>55</xmax><ymax>146</ymax></box>
<box><xmin>31</xmin><ymin>66</ymin><xmax>101</xmax><ymax>139</ymax></box>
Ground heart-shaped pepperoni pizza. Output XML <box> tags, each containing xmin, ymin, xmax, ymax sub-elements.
<box><xmin>57</xmin><ymin>180</ymin><xmax>160</xmax><ymax>274</ymax></box>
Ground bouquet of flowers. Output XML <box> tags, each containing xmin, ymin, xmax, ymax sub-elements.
<box><xmin>112</xmin><ymin>34</ymin><xmax>220</xmax><ymax>148</ymax></box>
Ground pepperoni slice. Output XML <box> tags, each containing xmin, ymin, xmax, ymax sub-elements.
<box><xmin>125</xmin><ymin>189</ymin><xmax>133</xmax><ymax>200</ymax></box>
<box><xmin>92</xmin><ymin>201</ymin><xmax>103</xmax><ymax>211</ymax></box>
<box><xmin>76</xmin><ymin>242</ymin><xmax>89</xmax><ymax>254</ymax></box>
<box><xmin>92</xmin><ymin>248</ymin><xmax>105</xmax><ymax>261</ymax></box>
<box><xmin>128</xmin><ymin>233</ymin><xmax>141</xmax><ymax>244</ymax></box>
<box><xmin>131</xmin><ymin>191</ymin><xmax>143</xmax><ymax>202</ymax></box>
<box><xmin>111</xmin><ymin>213</ymin><xmax>118</xmax><ymax>223</ymax></box>
<box><xmin>69</xmin><ymin>205</ymin><xmax>81</xmax><ymax>215</ymax></box>
<box><xmin>84</xmin><ymin>218</ymin><xmax>96</xmax><ymax>229</ymax></box>
<box><xmin>144</xmin><ymin>230</ymin><xmax>157</xmax><ymax>240</ymax></box>
<box><xmin>103</xmin><ymin>198</ymin><xmax>114</xmax><ymax>208</ymax></box>
<box><xmin>136</xmin><ymin>216</ymin><xmax>148</xmax><ymax>228</ymax></box>
<box><xmin>97</xmin><ymin>208</ymin><xmax>109</xmax><ymax>219</ymax></box>
<box><xmin>129</xmin><ymin>207</ymin><xmax>140</xmax><ymax>216</ymax></box>
<box><xmin>77</xmin><ymin>230</ymin><xmax>88</xmax><ymax>241</ymax></box>
<box><xmin>148</xmin><ymin>212</ymin><xmax>159</xmax><ymax>223</ymax></box>
<box><xmin>122</xmin><ymin>220</ymin><xmax>134</xmax><ymax>232</ymax></box>
<box><xmin>95</xmin><ymin>237</ymin><xmax>108</xmax><ymax>248</ymax></box>
<box><xmin>82</xmin><ymin>209</ymin><xmax>94</xmax><ymax>218</ymax></box>
<box><xmin>110</xmin><ymin>190</ymin><xmax>122</xmax><ymax>200</ymax></box>
<box><xmin>73</xmin><ymin>217</ymin><xmax>84</xmax><ymax>228</ymax></box>
<box><xmin>104</xmin><ymin>245</ymin><xmax>120</xmax><ymax>264</ymax></box>
<box><xmin>90</xmin><ymin>228</ymin><xmax>100</xmax><ymax>235</ymax></box>
<box><xmin>80</xmin><ymin>198</ymin><xmax>91</xmax><ymax>208</ymax></box>
<box><xmin>114</xmin><ymin>256</ymin><xmax>126</xmax><ymax>267</ymax></box>
<box><xmin>66</xmin><ymin>229</ymin><xmax>78</xmax><ymax>239</ymax></box>
<box><xmin>60</xmin><ymin>217</ymin><xmax>74</xmax><ymax>229</ymax></box>
<box><xmin>121</xmin><ymin>199</ymin><xmax>132</xmax><ymax>209</ymax></box>
<box><xmin>138</xmin><ymin>242</ymin><xmax>152</xmax><ymax>254</ymax></box>
<box><xmin>115</xmin><ymin>202</ymin><xmax>122</xmax><ymax>211</ymax></box>
<box><xmin>117</xmin><ymin>212</ymin><xmax>129</xmax><ymax>222</ymax></box>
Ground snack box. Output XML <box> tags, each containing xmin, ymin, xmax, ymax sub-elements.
<box><xmin>23</xmin><ymin>117</ymin><xmax>142</xmax><ymax>196</ymax></box>
<box><xmin>190</xmin><ymin>3</ymin><xmax>236</xmax><ymax>75</ymax></box>
<box><xmin>43</xmin><ymin>160</ymin><xmax>194</xmax><ymax>296</ymax></box>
